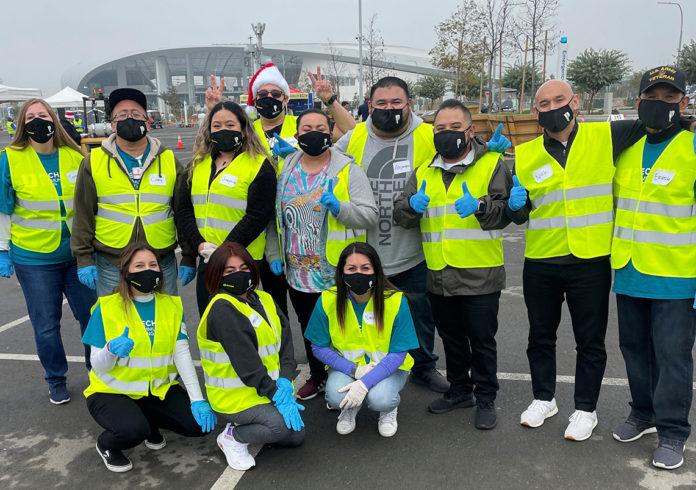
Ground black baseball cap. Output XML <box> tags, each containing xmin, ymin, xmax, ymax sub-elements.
<box><xmin>639</xmin><ymin>66</ymin><xmax>686</xmax><ymax>95</ymax></box>
<box><xmin>108</xmin><ymin>88</ymin><xmax>148</xmax><ymax>113</ymax></box>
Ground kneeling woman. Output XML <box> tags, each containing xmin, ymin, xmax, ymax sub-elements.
<box><xmin>82</xmin><ymin>243</ymin><xmax>216</xmax><ymax>473</ymax></box>
<box><xmin>198</xmin><ymin>242</ymin><xmax>304</xmax><ymax>471</ymax></box>
<box><xmin>305</xmin><ymin>242</ymin><xmax>419</xmax><ymax>437</ymax></box>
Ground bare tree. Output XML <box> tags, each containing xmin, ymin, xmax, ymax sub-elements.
<box><xmin>482</xmin><ymin>0</ymin><xmax>514</xmax><ymax>104</ymax></box>
<box><xmin>326</xmin><ymin>38</ymin><xmax>348</xmax><ymax>101</ymax></box>
<box><xmin>512</xmin><ymin>0</ymin><xmax>558</xmax><ymax>97</ymax></box>
<box><xmin>362</xmin><ymin>14</ymin><xmax>392</xmax><ymax>92</ymax></box>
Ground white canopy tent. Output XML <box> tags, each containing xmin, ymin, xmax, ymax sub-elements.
<box><xmin>0</xmin><ymin>84</ymin><xmax>42</xmax><ymax>103</ymax></box>
<box><xmin>45</xmin><ymin>86</ymin><xmax>104</xmax><ymax>108</ymax></box>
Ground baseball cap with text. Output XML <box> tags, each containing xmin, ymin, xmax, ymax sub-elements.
<box><xmin>639</xmin><ymin>66</ymin><xmax>686</xmax><ymax>95</ymax></box>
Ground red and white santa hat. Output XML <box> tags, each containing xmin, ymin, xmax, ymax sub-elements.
<box><xmin>245</xmin><ymin>63</ymin><xmax>290</xmax><ymax>115</ymax></box>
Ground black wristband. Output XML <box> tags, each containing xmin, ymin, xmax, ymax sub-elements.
<box><xmin>325</xmin><ymin>95</ymin><xmax>337</xmax><ymax>106</ymax></box>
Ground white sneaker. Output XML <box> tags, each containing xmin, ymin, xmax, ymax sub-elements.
<box><xmin>378</xmin><ymin>408</ymin><xmax>398</xmax><ymax>437</ymax></box>
<box><xmin>564</xmin><ymin>410</ymin><xmax>598</xmax><ymax>441</ymax></box>
<box><xmin>217</xmin><ymin>423</ymin><xmax>255</xmax><ymax>470</ymax></box>
<box><xmin>520</xmin><ymin>398</ymin><xmax>558</xmax><ymax>428</ymax></box>
<box><xmin>336</xmin><ymin>406</ymin><xmax>360</xmax><ymax>435</ymax></box>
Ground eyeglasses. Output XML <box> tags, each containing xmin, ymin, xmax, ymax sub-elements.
<box><xmin>112</xmin><ymin>110</ymin><xmax>148</xmax><ymax>121</ymax></box>
<box><xmin>256</xmin><ymin>89</ymin><xmax>284</xmax><ymax>99</ymax></box>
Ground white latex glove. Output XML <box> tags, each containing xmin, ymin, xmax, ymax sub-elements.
<box><xmin>199</xmin><ymin>242</ymin><xmax>218</xmax><ymax>264</ymax></box>
<box><xmin>354</xmin><ymin>361</ymin><xmax>377</xmax><ymax>380</ymax></box>
<box><xmin>338</xmin><ymin>380</ymin><xmax>368</xmax><ymax>409</ymax></box>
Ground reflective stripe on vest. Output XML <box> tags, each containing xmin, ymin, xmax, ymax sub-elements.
<box><xmin>321</xmin><ymin>287</ymin><xmax>414</xmax><ymax>372</ymax></box>
<box><xmin>197</xmin><ymin>290</ymin><xmax>282</xmax><ymax>414</ymax></box>
<box><xmin>611</xmin><ymin>132</ymin><xmax>696</xmax><ymax>277</ymax></box>
<box><xmin>515</xmin><ymin>123</ymin><xmax>615</xmax><ymax>259</ymax></box>
<box><xmin>416</xmin><ymin>152</ymin><xmax>504</xmax><ymax>270</ymax></box>
<box><xmin>83</xmin><ymin>293</ymin><xmax>182</xmax><ymax>400</ymax></box>
<box><xmin>91</xmin><ymin>148</ymin><xmax>177</xmax><ymax>249</ymax></box>
<box><xmin>254</xmin><ymin>116</ymin><xmax>296</xmax><ymax>173</ymax></box>
<box><xmin>325</xmin><ymin>163</ymin><xmax>367</xmax><ymax>266</ymax></box>
<box><xmin>191</xmin><ymin>152</ymin><xmax>267</xmax><ymax>259</ymax></box>
<box><xmin>5</xmin><ymin>146</ymin><xmax>81</xmax><ymax>253</ymax></box>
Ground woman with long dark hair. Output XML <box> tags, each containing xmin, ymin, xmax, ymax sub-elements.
<box><xmin>304</xmin><ymin>242</ymin><xmax>419</xmax><ymax>437</ymax></box>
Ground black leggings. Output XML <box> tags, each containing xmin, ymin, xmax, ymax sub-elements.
<box><xmin>288</xmin><ymin>287</ymin><xmax>325</xmax><ymax>380</ymax></box>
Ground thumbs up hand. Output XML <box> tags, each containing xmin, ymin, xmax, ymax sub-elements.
<box><xmin>108</xmin><ymin>326</ymin><xmax>135</xmax><ymax>358</ymax></box>
<box><xmin>319</xmin><ymin>178</ymin><xmax>341</xmax><ymax>215</ymax></box>
<box><xmin>409</xmin><ymin>181</ymin><xmax>430</xmax><ymax>214</ymax></box>
<box><xmin>487</xmin><ymin>123</ymin><xmax>511</xmax><ymax>153</ymax></box>
<box><xmin>508</xmin><ymin>174</ymin><xmax>527</xmax><ymax>211</ymax></box>
<box><xmin>455</xmin><ymin>181</ymin><xmax>479</xmax><ymax>218</ymax></box>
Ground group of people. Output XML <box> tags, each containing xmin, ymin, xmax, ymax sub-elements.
<box><xmin>1</xmin><ymin>61</ymin><xmax>695</xmax><ymax>474</ymax></box>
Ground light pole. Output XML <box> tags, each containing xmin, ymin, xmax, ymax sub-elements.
<box><xmin>358</xmin><ymin>0</ymin><xmax>364</xmax><ymax>102</ymax></box>
<box><xmin>657</xmin><ymin>2</ymin><xmax>683</xmax><ymax>66</ymax></box>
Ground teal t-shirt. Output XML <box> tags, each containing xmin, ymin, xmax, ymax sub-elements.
<box><xmin>82</xmin><ymin>296</ymin><xmax>187</xmax><ymax>348</ymax></box>
<box><xmin>0</xmin><ymin>150</ymin><xmax>73</xmax><ymax>265</ymax></box>
<box><xmin>116</xmin><ymin>142</ymin><xmax>150</xmax><ymax>190</ymax></box>
<box><xmin>613</xmin><ymin>130</ymin><xmax>696</xmax><ymax>300</ymax></box>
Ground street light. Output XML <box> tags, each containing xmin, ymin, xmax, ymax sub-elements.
<box><xmin>657</xmin><ymin>1</ymin><xmax>683</xmax><ymax>66</ymax></box>
<box><xmin>358</xmin><ymin>0</ymin><xmax>364</xmax><ymax>102</ymax></box>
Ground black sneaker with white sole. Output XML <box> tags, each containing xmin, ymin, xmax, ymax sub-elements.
<box><xmin>96</xmin><ymin>442</ymin><xmax>133</xmax><ymax>473</ymax></box>
<box><xmin>144</xmin><ymin>430</ymin><xmax>166</xmax><ymax>450</ymax></box>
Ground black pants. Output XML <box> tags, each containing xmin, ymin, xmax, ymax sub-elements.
<box><xmin>86</xmin><ymin>384</ymin><xmax>204</xmax><ymax>451</ymax></box>
<box><xmin>260</xmin><ymin>257</ymin><xmax>289</xmax><ymax>318</ymax></box>
<box><xmin>288</xmin><ymin>287</ymin><xmax>325</xmax><ymax>380</ymax></box>
<box><xmin>523</xmin><ymin>259</ymin><xmax>611</xmax><ymax>412</ymax></box>
<box><xmin>430</xmin><ymin>292</ymin><xmax>500</xmax><ymax>403</ymax></box>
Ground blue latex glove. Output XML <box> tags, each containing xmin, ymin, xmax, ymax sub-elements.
<box><xmin>178</xmin><ymin>265</ymin><xmax>196</xmax><ymax>286</ymax></box>
<box><xmin>319</xmin><ymin>178</ymin><xmax>341</xmax><ymax>215</ymax></box>
<box><xmin>508</xmin><ymin>175</ymin><xmax>528</xmax><ymax>211</ymax></box>
<box><xmin>0</xmin><ymin>251</ymin><xmax>14</xmax><ymax>278</ymax></box>
<box><xmin>271</xmin><ymin>133</ymin><xmax>297</xmax><ymax>159</ymax></box>
<box><xmin>272</xmin><ymin>377</ymin><xmax>294</xmax><ymax>406</ymax></box>
<box><xmin>409</xmin><ymin>181</ymin><xmax>430</xmax><ymax>213</ymax></box>
<box><xmin>455</xmin><ymin>182</ymin><xmax>478</xmax><ymax>218</ymax></box>
<box><xmin>108</xmin><ymin>326</ymin><xmax>135</xmax><ymax>357</ymax></box>
<box><xmin>277</xmin><ymin>399</ymin><xmax>305</xmax><ymax>431</ymax></box>
<box><xmin>487</xmin><ymin>123</ymin><xmax>511</xmax><ymax>153</ymax></box>
<box><xmin>77</xmin><ymin>265</ymin><xmax>98</xmax><ymax>290</ymax></box>
<box><xmin>270</xmin><ymin>260</ymin><xmax>283</xmax><ymax>276</ymax></box>
<box><xmin>191</xmin><ymin>400</ymin><xmax>217</xmax><ymax>433</ymax></box>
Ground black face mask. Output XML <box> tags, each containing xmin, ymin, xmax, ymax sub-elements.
<box><xmin>298</xmin><ymin>131</ymin><xmax>331</xmax><ymax>156</ymax></box>
<box><xmin>126</xmin><ymin>269</ymin><xmax>162</xmax><ymax>294</ymax></box>
<box><xmin>221</xmin><ymin>271</ymin><xmax>253</xmax><ymax>295</ymax></box>
<box><xmin>371</xmin><ymin>108</ymin><xmax>407</xmax><ymax>132</ymax></box>
<box><xmin>434</xmin><ymin>129</ymin><xmax>470</xmax><ymax>160</ymax></box>
<box><xmin>638</xmin><ymin>99</ymin><xmax>681</xmax><ymax>130</ymax></box>
<box><xmin>255</xmin><ymin>97</ymin><xmax>284</xmax><ymax>119</ymax></box>
<box><xmin>538</xmin><ymin>102</ymin><xmax>574</xmax><ymax>133</ymax></box>
<box><xmin>116</xmin><ymin>118</ymin><xmax>147</xmax><ymax>142</ymax></box>
<box><xmin>211</xmin><ymin>129</ymin><xmax>243</xmax><ymax>152</ymax></box>
<box><xmin>344</xmin><ymin>272</ymin><xmax>376</xmax><ymax>295</ymax></box>
<box><xmin>25</xmin><ymin>118</ymin><xmax>55</xmax><ymax>144</ymax></box>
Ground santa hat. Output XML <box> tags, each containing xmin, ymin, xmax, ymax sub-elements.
<box><xmin>245</xmin><ymin>63</ymin><xmax>290</xmax><ymax>116</ymax></box>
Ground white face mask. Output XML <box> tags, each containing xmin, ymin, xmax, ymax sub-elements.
<box><xmin>133</xmin><ymin>293</ymin><xmax>155</xmax><ymax>303</ymax></box>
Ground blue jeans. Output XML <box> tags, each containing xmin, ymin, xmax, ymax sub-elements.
<box><xmin>325</xmin><ymin>368</ymin><xmax>409</xmax><ymax>413</ymax></box>
<box><xmin>95</xmin><ymin>251</ymin><xmax>178</xmax><ymax>297</ymax></box>
<box><xmin>389</xmin><ymin>261</ymin><xmax>438</xmax><ymax>372</ymax></box>
<box><xmin>14</xmin><ymin>260</ymin><xmax>97</xmax><ymax>386</ymax></box>
<box><xmin>617</xmin><ymin>294</ymin><xmax>696</xmax><ymax>446</ymax></box>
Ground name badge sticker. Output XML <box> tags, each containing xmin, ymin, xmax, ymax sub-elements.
<box><xmin>533</xmin><ymin>164</ymin><xmax>553</xmax><ymax>183</ymax></box>
<box><xmin>149</xmin><ymin>174</ymin><xmax>167</xmax><ymax>186</ymax></box>
<box><xmin>249</xmin><ymin>313</ymin><xmax>263</xmax><ymax>328</ymax></box>
<box><xmin>652</xmin><ymin>169</ymin><xmax>675</xmax><ymax>186</ymax></box>
<box><xmin>363</xmin><ymin>311</ymin><xmax>375</xmax><ymax>324</ymax></box>
<box><xmin>393</xmin><ymin>160</ymin><xmax>411</xmax><ymax>175</ymax></box>
<box><xmin>220</xmin><ymin>174</ymin><xmax>239</xmax><ymax>188</ymax></box>
<box><xmin>66</xmin><ymin>170</ymin><xmax>78</xmax><ymax>183</ymax></box>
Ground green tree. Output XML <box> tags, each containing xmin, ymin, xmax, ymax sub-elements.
<box><xmin>567</xmin><ymin>48</ymin><xmax>630</xmax><ymax>112</ymax></box>
<box><xmin>678</xmin><ymin>39</ymin><xmax>696</xmax><ymax>84</ymax></box>
<box><xmin>416</xmin><ymin>74</ymin><xmax>450</xmax><ymax>108</ymax></box>
<box><xmin>502</xmin><ymin>62</ymin><xmax>542</xmax><ymax>94</ymax></box>
<box><xmin>158</xmin><ymin>86</ymin><xmax>182</xmax><ymax>120</ymax></box>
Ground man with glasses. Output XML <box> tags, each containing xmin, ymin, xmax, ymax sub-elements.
<box><xmin>71</xmin><ymin>88</ymin><xmax>190</xmax><ymax>296</ymax></box>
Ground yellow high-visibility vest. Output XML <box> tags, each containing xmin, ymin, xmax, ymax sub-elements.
<box><xmin>198</xmin><ymin>290</ymin><xmax>282</xmax><ymax>415</ymax></box>
<box><xmin>84</xmin><ymin>293</ymin><xmax>182</xmax><ymax>400</ymax></box>
<box><xmin>515</xmin><ymin>123</ymin><xmax>615</xmax><ymax>259</ymax></box>
<box><xmin>254</xmin><ymin>115</ymin><xmax>297</xmax><ymax>173</ymax></box>
<box><xmin>5</xmin><ymin>146</ymin><xmax>82</xmax><ymax>252</ymax></box>
<box><xmin>73</xmin><ymin>118</ymin><xmax>84</xmax><ymax>133</ymax></box>
<box><xmin>7</xmin><ymin>121</ymin><xmax>16</xmax><ymax>135</ymax></box>
<box><xmin>612</xmin><ymin>132</ymin><xmax>696</xmax><ymax>277</ymax></box>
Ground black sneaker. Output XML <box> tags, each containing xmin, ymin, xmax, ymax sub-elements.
<box><xmin>144</xmin><ymin>429</ymin><xmax>166</xmax><ymax>450</ymax></box>
<box><xmin>410</xmin><ymin>368</ymin><xmax>450</xmax><ymax>393</ymax></box>
<box><xmin>96</xmin><ymin>442</ymin><xmax>132</xmax><ymax>473</ymax></box>
<box><xmin>475</xmin><ymin>402</ymin><xmax>497</xmax><ymax>430</ymax></box>
<box><xmin>428</xmin><ymin>390</ymin><xmax>475</xmax><ymax>414</ymax></box>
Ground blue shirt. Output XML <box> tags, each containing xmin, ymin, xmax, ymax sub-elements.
<box><xmin>304</xmin><ymin>292</ymin><xmax>419</xmax><ymax>354</ymax></box>
<box><xmin>82</xmin><ymin>296</ymin><xmax>187</xmax><ymax>348</ymax></box>
<box><xmin>115</xmin><ymin>142</ymin><xmax>150</xmax><ymax>190</ymax></box>
<box><xmin>0</xmin><ymin>149</ymin><xmax>73</xmax><ymax>265</ymax></box>
<box><xmin>613</xmin><ymin>130</ymin><xmax>696</xmax><ymax>300</ymax></box>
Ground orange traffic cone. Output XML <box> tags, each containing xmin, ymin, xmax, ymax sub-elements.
<box><xmin>580</xmin><ymin>114</ymin><xmax>585</xmax><ymax>123</ymax></box>
<box><xmin>176</xmin><ymin>134</ymin><xmax>184</xmax><ymax>149</ymax></box>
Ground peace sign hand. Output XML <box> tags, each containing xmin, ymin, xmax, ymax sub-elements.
<box><xmin>308</xmin><ymin>66</ymin><xmax>334</xmax><ymax>104</ymax></box>
<box><xmin>205</xmin><ymin>75</ymin><xmax>225</xmax><ymax>111</ymax></box>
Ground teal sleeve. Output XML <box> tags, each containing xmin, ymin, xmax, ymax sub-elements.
<box><xmin>388</xmin><ymin>295</ymin><xmax>419</xmax><ymax>353</ymax></box>
<box><xmin>81</xmin><ymin>304</ymin><xmax>107</xmax><ymax>348</ymax></box>
<box><xmin>0</xmin><ymin>151</ymin><xmax>15</xmax><ymax>215</ymax></box>
<box><xmin>304</xmin><ymin>296</ymin><xmax>332</xmax><ymax>347</ymax></box>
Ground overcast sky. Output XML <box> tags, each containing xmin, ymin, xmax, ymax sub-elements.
<box><xmin>2</xmin><ymin>0</ymin><xmax>693</xmax><ymax>95</ymax></box>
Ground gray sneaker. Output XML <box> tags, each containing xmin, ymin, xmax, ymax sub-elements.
<box><xmin>652</xmin><ymin>443</ymin><xmax>685</xmax><ymax>470</ymax></box>
<box><xmin>612</xmin><ymin>419</ymin><xmax>657</xmax><ymax>443</ymax></box>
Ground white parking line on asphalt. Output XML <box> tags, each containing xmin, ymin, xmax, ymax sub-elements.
<box><xmin>0</xmin><ymin>298</ymin><xmax>68</xmax><ymax>333</ymax></box>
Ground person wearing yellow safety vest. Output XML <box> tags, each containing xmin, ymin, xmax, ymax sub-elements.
<box><xmin>6</xmin><ymin>117</ymin><xmax>16</xmax><ymax>137</ymax></box>
<box><xmin>265</xmin><ymin>108</ymin><xmax>377</xmax><ymax>401</ymax></box>
<box><xmin>0</xmin><ymin>98</ymin><xmax>95</xmax><ymax>405</ymax></box>
<box><xmin>82</xmin><ymin>243</ymin><xmax>216</xmax><ymax>473</ymax></box>
<box><xmin>304</xmin><ymin>242</ymin><xmax>419</xmax><ymax>437</ymax></box>
<box><xmin>71</xmin><ymin>88</ymin><xmax>194</xmax><ymax>297</ymax></box>
<box><xmin>177</xmin><ymin>100</ymin><xmax>275</xmax><ymax>315</ymax></box>
<box><xmin>610</xmin><ymin>66</ymin><xmax>696</xmax><ymax>470</ymax></box>
<box><xmin>394</xmin><ymin>99</ymin><xmax>513</xmax><ymax>431</ymax></box>
<box><xmin>198</xmin><ymin>242</ymin><xmax>303</xmax><ymax>471</ymax></box>
<box><xmin>72</xmin><ymin>115</ymin><xmax>84</xmax><ymax>134</ymax></box>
